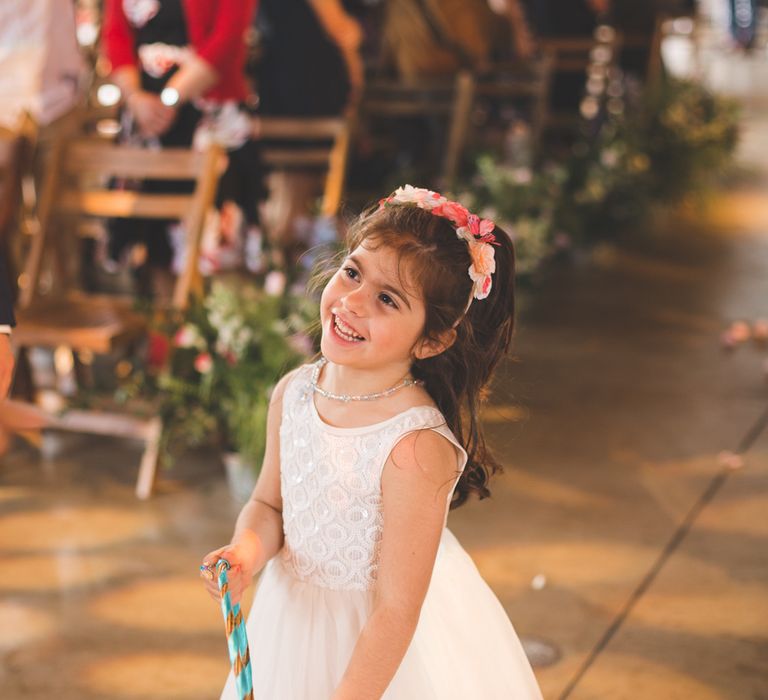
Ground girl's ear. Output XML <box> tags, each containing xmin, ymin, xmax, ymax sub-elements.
<box><xmin>413</xmin><ymin>328</ymin><xmax>457</xmax><ymax>360</ymax></box>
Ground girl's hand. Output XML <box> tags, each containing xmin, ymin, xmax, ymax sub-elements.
<box><xmin>199</xmin><ymin>543</ymin><xmax>258</xmax><ymax>606</ymax></box>
<box><xmin>127</xmin><ymin>91</ymin><xmax>177</xmax><ymax>138</ymax></box>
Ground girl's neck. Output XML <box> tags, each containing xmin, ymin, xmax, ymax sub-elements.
<box><xmin>318</xmin><ymin>358</ymin><xmax>414</xmax><ymax>399</ymax></box>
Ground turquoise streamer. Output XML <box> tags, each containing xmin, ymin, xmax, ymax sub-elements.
<box><xmin>214</xmin><ymin>559</ymin><xmax>254</xmax><ymax>700</ymax></box>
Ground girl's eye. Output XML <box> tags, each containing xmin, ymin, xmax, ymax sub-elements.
<box><xmin>379</xmin><ymin>293</ymin><xmax>397</xmax><ymax>309</ymax></box>
<box><xmin>343</xmin><ymin>266</ymin><xmax>359</xmax><ymax>280</ymax></box>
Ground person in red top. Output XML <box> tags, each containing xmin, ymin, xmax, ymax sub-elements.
<box><xmin>101</xmin><ymin>0</ymin><xmax>265</xmax><ymax>298</ymax></box>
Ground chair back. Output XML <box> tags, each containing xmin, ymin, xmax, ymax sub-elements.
<box><xmin>20</xmin><ymin>139</ymin><xmax>224</xmax><ymax>310</ymax></box>
<box><xmin>255</xmin><ymin>116</ymin><xmax>352</xmax><ymax>217</ymax></box>
<box><xmin>361</xmin><ymin>71</ymin><xmax>476</xmax><ymax>185</ymax></box>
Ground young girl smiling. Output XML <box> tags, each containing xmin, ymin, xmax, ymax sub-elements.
<box><xmin>201</xmin><ymin>186</ymin><xmax>544</xmax><ymax>699</ymax></box>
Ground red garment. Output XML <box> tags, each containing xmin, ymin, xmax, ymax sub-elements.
<box><xmin>103</xmin><ymin>0</ymin><xmax>255</xmax><ymax>102</ymax></box>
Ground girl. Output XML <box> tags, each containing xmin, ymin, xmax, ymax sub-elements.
<box><xmin>200</xmin><ymin>186</ymin><xmax>544</xmax><ymax>699</ymax></box>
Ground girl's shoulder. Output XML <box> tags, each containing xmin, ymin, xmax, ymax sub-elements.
<box><xmin>270</xmin><ymin>363</ymin><xmax>314</xmax><ymax>407</ymax></box>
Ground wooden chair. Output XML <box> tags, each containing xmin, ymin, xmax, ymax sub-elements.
<box><xmin>460</xmin><ymin>52</ymin><xmax>555</xmax><ymax>167</ymax></box>
<box><xmin>359</xmin><ymin>71</ymin><xmax>476</xmax><ymax>186</ymax></box>
<box><xmin>255</xmin><ymin>115</ymin><xmax>353</xmax><ymax>218</ymax></box>
<box><xmin>539</xmin><ymin>29</ymin><xmax>622</xmax><ymax>136</ymax></box>
<box><xmin>12</xmin><ymin>138</ymin><xmax>224</xmax><ymax>498</ymax></box>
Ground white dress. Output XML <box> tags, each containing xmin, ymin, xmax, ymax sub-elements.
<box><xmin>221</xmin><ymin>363</ymin><xmax>543</xmax><ymax>699</ymax></box>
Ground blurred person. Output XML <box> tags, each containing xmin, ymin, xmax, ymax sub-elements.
<box><xmin>382</xmin><ymin>0</ymin><xmax>535</xmax><ymax>80</ymax></box>
<box><xmin>102</xmin><ymin>0</ymin><xmax>266</xmax><ymax>299</ymax></box>
<box><xmin>0</xmin><ymin>0</ymin><xmax>84</xmax><ymax>189</ymax></box>
<box><xmin>254</xmin><ymin>0</ymin><xmax>364</xmax><ymax>269</ymax></box>
<box><xmin>0</xmin><ymin>0</ymin><xmax>84</xmax><ymax>134</ymax></box>
<box><xmin>0</xmin><ymin>251</ymin><xmax>48</xmax><ymax>453</ymax></box>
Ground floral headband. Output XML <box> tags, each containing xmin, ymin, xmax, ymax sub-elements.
<box><xmin>378</xmin><ymin>185</ymin><xmax>498</xmax><ymax>303</ymax></box>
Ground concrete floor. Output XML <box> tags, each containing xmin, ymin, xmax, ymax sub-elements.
<box><xmin>2</xmin><ymin>70</ymin><xmax>768</xmax><ymax>700</ymax></box>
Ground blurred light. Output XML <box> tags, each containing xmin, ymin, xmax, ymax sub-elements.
<box><xmin>588</xmin><ymin>64</ymin><xmax>607</xmax><ymax>80</ymax></box>
<box><xmin>96</xmin><ymin>120</ymin><xmax>121</xmax><ymax>138</ymax></box>
<box><xmin>116</xmin><ymin>361</ymin><xmax>133</xmax><ymax>379</ymax></box>
<box><xmin>671</xmin><ymin>17</ymin><xmax>694</xmax><ymax>35</ymax></box>
<box><xmin>594</xmin><ymin>25</ymin><xmax>616</xmax><ymax>43</ymax></box>
<box><xmin>78</xmin><ymin>349</ymin><xmax>94</xmax><ymax>366</ymax></box>
<box><xmin>76</xmin><ymin>22</ymin><xmax>98</xmax><ymax>47</ymax></box>
<box><xmin>607</xmin><ymin>81</ymin><xmax>624</xmax><ymax>98</ymax></box>
<box><xmin>590</xmin><ymin>45</ymin><xmax>613</xmax><ymax>64</ymax></box>
<box><xmin>97</xmin><ymin>83</ymin><xmax>121</xmax><ymax>107</ymax></box>
<box><xmin>54</xmin><ymin>347</ymin><xmax>74</xmax><ymax>375</ymax></box>
<box><xmin>580</xmin><ymin>97</ymin><xmax>600</xmax><ymax>120</ymax></box>
<box><xmin>38</xmin><ymin>390</ymin><xmax>65</xmax><ymax>413</ymax></box>
<box><xmin>587</xmin><ymin>76</ymin><xmax>605</xmax><ymax>95</ymax></box>
<box><xmin>607</xmin><ymin>98</ymin><xmax>625</xmax><ymax>115</ymax></box>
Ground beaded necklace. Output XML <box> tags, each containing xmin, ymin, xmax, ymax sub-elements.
<box><xmin>310</xmin><ymin>357</ymin><xmax>423</xmax><ymax>403</ymax></box>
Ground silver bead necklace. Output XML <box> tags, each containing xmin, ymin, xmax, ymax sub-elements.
<box><xmin>310</xmin><ymin>357</ymin><xmax>423</xmax><ymax>403</ymax></box>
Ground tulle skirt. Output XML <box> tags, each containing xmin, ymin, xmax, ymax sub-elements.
<box><xmin>220</xmin><ymin>529</ymin><xmax>543</xmax><ymax>699</ymax></box>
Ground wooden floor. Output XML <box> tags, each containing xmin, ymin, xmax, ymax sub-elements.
<box><xmin>1</xmin><ymin>43</ymin><xmax>767</xmax><ymax>700</ymax></box>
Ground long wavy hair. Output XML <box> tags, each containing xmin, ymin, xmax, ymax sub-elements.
<box><xmin>334</xmin><ymin>201</ymin><xmax>516</xmax><ymax>509</ymax></box>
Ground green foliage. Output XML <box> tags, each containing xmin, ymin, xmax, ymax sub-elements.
<box><xmin>462</xmin><ymin>77</ymin><xmax>741</xmax><ymax>269</ymax></box>
<box><xmin>140</xmin><ymin>278</ymin><xmax>318</xmax><ymax>473</ymax></box>
<box><xmin>458</xmin><ymin>158</ymin><xmax>567</xmax><ymax>275</ymax></box>
<box><xmin>558</xmin><ymin>77</ymin><xmax>740</xmax><ymax>241</ymax></box>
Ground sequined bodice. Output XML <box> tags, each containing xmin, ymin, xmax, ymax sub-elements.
<box><xmin>279</xmin><ymin>363</ymin><xmax>466</xmax><ymax>591</ymax></box>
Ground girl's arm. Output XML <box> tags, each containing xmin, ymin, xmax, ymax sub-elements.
<box><xmin>332</xmin><ymin>429</ymin><xmax>460</xmax><ymax>700</ymax></box>
<box><xmin>200</xmin><ymin>368</ymin><xmax>298</xmax><ymax>605</ymax></box>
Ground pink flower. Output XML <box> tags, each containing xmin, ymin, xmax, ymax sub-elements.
<box><xmin>466</xmin><ymin>214</ymin><xmax>496</xmax><ymax>240</ymax></box>
<box><xmin>753</xmin><ymin>318</ymin><xmax>768</xmax><ymax>341</ymax></box>
<box><xmin>718</xmin><ymin>450</ymin><xmax>744</xmax><ymax>470</ymax></box>
<box><xmin>194</xmin><ymin>352</ymin><xmax>213</xmax><ymax>374</ymax></box>
<box><xmin>264</xmin><ymin>270</ymin><xmax>286</xmax><ymax>296</ymax></box>
<box><xmin>729</xmin><ymin>320</ymin><xmax>750</xmax><ymax>343</ymax></box>
<box><xmin>432</xmin><ymin>200</ymin><xmax>469</xmax><ymax>227</ymax></box>
<box><xmin>174</xmin><ymin>323</ymin><xmax>201</xmax><ymax>348</ymax></box>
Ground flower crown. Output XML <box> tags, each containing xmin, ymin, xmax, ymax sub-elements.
<box><xmin>378</xmin><ymin>185</ymin><xmax>497</xmax><ymax>301</ymax></box>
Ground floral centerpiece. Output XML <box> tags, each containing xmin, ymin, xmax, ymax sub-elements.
<box><xmin>135</xmin><ymin>276</ymin><xmax>318</xmax><ymax>476</ymax></box>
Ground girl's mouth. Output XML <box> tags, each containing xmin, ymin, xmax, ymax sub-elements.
<box><xmin>332</xmin><ymin>314</ymin><xmax>365</xmax><ymax>343</ymax></box>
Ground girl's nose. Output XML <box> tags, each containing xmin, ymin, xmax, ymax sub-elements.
<box><xmin>341</xmin><ymin>286</ymin><xmax>367</xmax><ymax>316</ymax></box>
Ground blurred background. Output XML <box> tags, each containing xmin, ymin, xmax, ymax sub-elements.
<box><xmin>0</xmin><ymin>0</ymin><xmax>767</xmax><ymax>698</ymax></box>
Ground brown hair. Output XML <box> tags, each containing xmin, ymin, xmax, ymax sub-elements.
<box><xmin>343</xmin><ymin>201</ymin><xmax>515</xmax><ymax>509</ymax></box>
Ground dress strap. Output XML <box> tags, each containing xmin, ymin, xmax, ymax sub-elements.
<box><xmin>377</xmin><ymin>407</ymin><xmax>468</xmax><ymax>478</ymax></box>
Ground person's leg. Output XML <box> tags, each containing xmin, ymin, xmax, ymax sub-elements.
<box><xmin>260</xmin><ymin>170</ymin><xmax>323</xmax><ymax>270</ymax></box>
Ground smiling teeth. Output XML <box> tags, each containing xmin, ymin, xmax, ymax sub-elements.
<box><xmin>334</xmin><ymin>316</ymin><xmax>364</xmax><ymax>341</ymax></box>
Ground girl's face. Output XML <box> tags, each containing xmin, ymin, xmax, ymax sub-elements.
<box><xmin>320</xmin><ymin>243</ymin><xmax>428</xmax><ymax>371</ymax></box>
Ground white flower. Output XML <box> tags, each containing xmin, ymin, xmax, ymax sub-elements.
<box><xmin>389</xmin><ymin>185</ymin><xmax>447</xmax><ymax>211</ymax></box>
<box><xmin>174</xmin><ymin>324</ymin><xmax>203</xmax><ymax>349</ymax></box>
<box><xmin>265</xmin><ymin>270</ymin><xmax>287</xmax><ymax>296</ymax></box>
